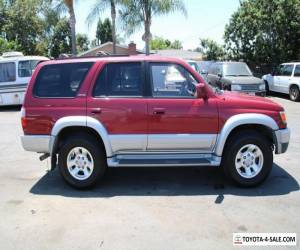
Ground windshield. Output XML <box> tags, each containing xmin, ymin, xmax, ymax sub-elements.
<box><xmin>223</xmin><ymin>63</ymin><xmax>252</xmax><ymax>76</ymax></box>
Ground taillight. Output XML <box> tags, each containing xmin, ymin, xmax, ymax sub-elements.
<box><xmin>21</xmin><ymin>107</ymin><xmax>27</xmax><ymax>130</ymax></box>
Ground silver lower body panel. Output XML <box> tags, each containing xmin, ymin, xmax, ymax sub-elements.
<box><xmin>107</xmin><ymin>153</ymin><xmax>221</xmax><ymax>167</ymax></box>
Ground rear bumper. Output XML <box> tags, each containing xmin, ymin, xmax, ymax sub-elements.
<box><xmin>274</xmin><ymin>128</ymin><xmax>290</xmax><ymax>154</ymax></box>
<box><xmin>21</xmin><ymin>135</ymin><xmax>54</xmax><ymax>153</ymax></box>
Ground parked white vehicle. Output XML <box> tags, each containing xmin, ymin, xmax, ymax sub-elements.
<box><xmin>262</xmin><ymin>62</ymin><xmax>300</xmax><ymax>101</ymax></box>
<box><xmin>0</xmin><ymin>52</ymin><xmax>49</xmax><ymax>106</ymax></box>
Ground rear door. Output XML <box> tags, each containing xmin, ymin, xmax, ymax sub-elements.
<box><xmin>146</xmin><ymin>62</ymin><xmax>218</xmax><ymax>152</ymax></box>
<box><xmin>87</xmin><ymin>61</ymin><xmax>148</xmax><ymax>154</ymax></box>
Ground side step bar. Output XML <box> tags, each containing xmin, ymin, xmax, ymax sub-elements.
<box><xmin>107</xmin><ymin>153</ymin><xmax>221</xmax><ymax>167</ymax></box>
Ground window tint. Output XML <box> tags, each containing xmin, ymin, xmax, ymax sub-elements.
<box><xmin>18</xmin><ymin>60</ymin><xmax>41</xmax><ymax>78</ymax></box>
<box><xmin>0</xmin><ymin>62</ymin><xmax>16</xmax><ymax>82</ymax></box>
<box><xmin>93</xmin><ymin>63</ymin><xmax>143</xmax><ymax>97</ymax></box>
<box><xmin>150</xmin><ymin>63</ymin><xmax>197</xmax><ymax>98</ymax></box>
<box><xmin>293</xmin><ymin>65</ymin><xmax>300</xmax><ymax>77</ymax></box>
<box><xmin>279</xmin><ymin>65</ymin><xmax>293</xmax><ymax>76</ymax></box>
<box><xmin>33</xmin><ymin>62</ymin><xmax>93</xmax><ymax>97</ymax></box>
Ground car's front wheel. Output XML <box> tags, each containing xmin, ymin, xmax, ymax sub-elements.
<box><xmin>222</xmin><ymin>130</ymin><xmax>273</xmax><ymax>187</ymax></box>
<box><xmin>58</xmin><ymin>134</ymin><xmax>107</xmax><ymax>189</ymax></box>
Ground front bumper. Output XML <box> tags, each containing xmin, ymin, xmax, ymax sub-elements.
<box><xmin>274</xmin><ymin>128</ymin><xmax>290</xmax><ymax>154</ymax></box>
<box><xmin>21</xmin><ymin>135</ymin><xmax>54</xmax><ymax>153</ymax></box>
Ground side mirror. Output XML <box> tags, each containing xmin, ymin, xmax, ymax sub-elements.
<box><xmin>196</xmin><ymin>83</ymin><xmax>208</xmax><ymax>99</ymax></box>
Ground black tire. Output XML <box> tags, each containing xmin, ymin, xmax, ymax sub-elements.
<box><xmin>58</xmin><ymin>134</ymin><xmax>107</xmax><ymax>189</ymax></box>
<box><xmin>222</xmin><ymin>130</ymin><xmax>273</xmax><ymax>187</ymax></box>
<box><xmin>289</xmin><ymin>85</ymin><xmax>300</xmax><ymax>102</ymax></box>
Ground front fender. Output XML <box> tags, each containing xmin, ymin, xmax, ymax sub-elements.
<box><xmin>214</xmin><ymin>113</ymin><xmax>279</xmax><ymax>156</ymax></box>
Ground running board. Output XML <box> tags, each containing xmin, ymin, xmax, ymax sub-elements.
<box><xmin>107</xmin><ymin>153</ymin><xmax>221</xmax><ymax>167</ymax></box>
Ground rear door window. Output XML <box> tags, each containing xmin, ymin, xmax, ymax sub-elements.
<box><xmin>93</xmin><ymin>62</ymin><xmax>143</xmax><ymax>97</ymax></box>
<box><xmin>0</xmin><ymin>62</ymin><xmax>16</xmax><ymax>82</ymax></box>
<box><xmin>293</xmin><ymin>65</ymin><xmax>300</xmax><ymax>77</ymax></box>
<box><xmin>33</xmin><ymin>62</ymin><xmax>93</xmax><ymax>97</ymax></box>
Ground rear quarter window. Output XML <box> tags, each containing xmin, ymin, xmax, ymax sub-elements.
<box><xmin>33</xmin><ymin>62</ymin><xmax>93</xmax><ymax>98</ymax></box>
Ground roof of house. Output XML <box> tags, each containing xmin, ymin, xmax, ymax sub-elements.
<box><xmin>78</xmin><ymin>42</ymin><xmax>144</xmax><ymax>57</ymax></box>
<box><xmin>151</xmin><ymin>49</ymin><xmax>203</xmax><ymax>60</ymax></box>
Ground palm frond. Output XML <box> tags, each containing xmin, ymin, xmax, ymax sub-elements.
<box><xmin>86</xmin><ymin>0</ymin><xmax>110</xmax><ymax>26</ymax></box>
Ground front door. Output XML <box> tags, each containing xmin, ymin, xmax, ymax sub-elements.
<box><xmin>274</xmin><ymin>64</ymin><xmax>294</xmax><ymax>93</ymax></box>
<box><xmin>87</xmin><ymin>62</ymin><xmax>148</xmax><ymax>154</ymax></box>
<box><xmin>147</xmin><ymin>62</ymin><xmax>219</xmax><ymax>152</ymax></box>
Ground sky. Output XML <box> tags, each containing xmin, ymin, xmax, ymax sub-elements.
<box><xmin>75</xmin><ymin>0</ymin><xmax>241</xmax><ymax>51</ymax></box>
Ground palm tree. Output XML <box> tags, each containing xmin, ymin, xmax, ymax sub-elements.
<box><xmin>119</xmin><ymin>0</ymin><xmax>187</xmax><ymax>55</ymax></box>
<box><xmin>56</xmin><ymin>0</ymin><xmax>77</xmax><ymax>56</ymax></box>
<box><xmin>87</xmin><ymin>0</ymin><xmax>118</xmax><ymax>54</ymax></box>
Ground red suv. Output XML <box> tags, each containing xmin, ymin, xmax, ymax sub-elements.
<box><xmin>21</xmin><ymin>56</ymin><xmax>290</xmax><ymax>189</ymax></box>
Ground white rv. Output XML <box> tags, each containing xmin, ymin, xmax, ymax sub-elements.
<box><xmin>0</xmin><ymin>52</ymin><xmax>49</xmax><ymax>106</ymax></box>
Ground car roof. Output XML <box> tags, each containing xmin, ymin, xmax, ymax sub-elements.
<box><xmin>282</xmin><ymin>62</ymin><xmax>300</xmax><ymax>65</ymax></box>
<box><xmin>0</xmin><ymin>56</ymin><xmax>49</xmax><ymax>63</ymax></box>
<box><xmin>40</xmin><ymin>55</ymin><xmax>189</xmax><ymax>66</ymax></box>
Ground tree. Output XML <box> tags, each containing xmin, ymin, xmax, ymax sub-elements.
<box><xmin>150</xmin><ymin>36</ymin><xmax>183</xmax><ymax>50</ymax></box>
<box><xmin>2</xmin><ymin>0</ymin><xmax>44</xmax><ymax>55</ymax></box>
<box><xmin>87</xmin><ymin>0</ymin><xmax>119</xmax><ymax>54</ymax></box>
<box><xmin>0</xmin><ymin>38</ymin><xmax>20</xmax><ymax>55</ymax></box>
<box><xmin>77</xmin><ymin>33</ymin><xmax>90</xmax><ymax>53</ymax></box>
<box><xmin>170</xmin><ymin>40</ymin><xmax>182</xmax><ymax>49</ymax></box>
<box><xmin>56</xmin><ymin>0</ymin><xmax>77</xmax><ymax>55</ymax></box>
<box><xmin>49</xmin><ymin>18</ymin><xmax>72</xmax><ymax>58</ymax></box>
<box><xmin>195</xmin><ymin>38</ymin><xmax>225</xmax><ymax>60</ymax></box>
<box><xmin>150</xmin><ymin>36</ymin><xmax>169</xmax><ymax>50</ymax></box>
<box><xmin>120</xmin><ymin>0</ymin><xmax>187</xmax><ymax>55</ymax></box>
<box><xmin>96</xmin><ymin>18</ymin><xmax>113</xmax><ymax>45</ymax></box>
<box><xmin>224</xmin><ymin>0</ymin><xmax>300</xmax><ymax>68</ymax></box>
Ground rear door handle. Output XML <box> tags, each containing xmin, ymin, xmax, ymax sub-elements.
<box><xmin>153</xmin><ymin>108</ymin><xmax>166</xmax><ymax>115</ymax></box>
<box><xmin>91</xmin><ymin>108</ymin><xmax>102</xmax><ymax>114</ymax></box>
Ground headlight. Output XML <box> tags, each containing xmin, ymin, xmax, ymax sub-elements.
<box><xmin>279</xmin><ymin>111</ymin><xmax>287</xmax><ymax>125</ymax></box>
<box><xmin>259</xmin><ymin>83</ymin><xmax>266</xmax><ymax>91</ymax></box>
<box><xmin>231</xmin><ymin>84</ymin><xmax>242</xmax><ymax>91</ymax></box>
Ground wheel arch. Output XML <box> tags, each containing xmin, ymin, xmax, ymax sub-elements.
<box><xmin>289</xmin><ymin>83</ymin><xmax>300</xmax><ymax>90</ymax></box>
<box><xmin>50</xmin><ymin>116</ymin><xmax>113</xmax><ymax>157</ymax></box>
<box><xmin>215</xmin><ymin>114</ymin><xmax>278</xmax><ymax>156</ymax></box>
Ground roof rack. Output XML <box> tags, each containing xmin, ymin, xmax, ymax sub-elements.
<box><xmin>55</xmin><ymin>54</ymin><xmax>135</xmax><ymax>60</ymax></box>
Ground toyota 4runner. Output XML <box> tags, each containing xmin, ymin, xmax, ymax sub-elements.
<box><xmin>21</xmin><ymin>56</ymin><xmax>290</xmax><ymax>189</ymax></box>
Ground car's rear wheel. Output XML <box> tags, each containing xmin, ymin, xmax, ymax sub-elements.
<box><xmin>222</xmin><ymin>130</ymin><xmax>273</xmax><ymax>187</ymax></box>
<box><xmin>58</xmin><ymin>134</ymin><xmax>107</xmax><ymax>189</ymax></box>
<box><xmin>289</xmin><ymin>85</ymin><xmax>300</xmax><ymax>102</ymax></box>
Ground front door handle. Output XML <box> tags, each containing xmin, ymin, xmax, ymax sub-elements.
<box><xmin>153</xmin><ymin>108</ymin><xmax>165</xmax><ymax>115</ymax></box>
<box><xmin>91</xmin><ymin>108</ymin><xmax>102</xmax><ymax>114</ymax></box>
